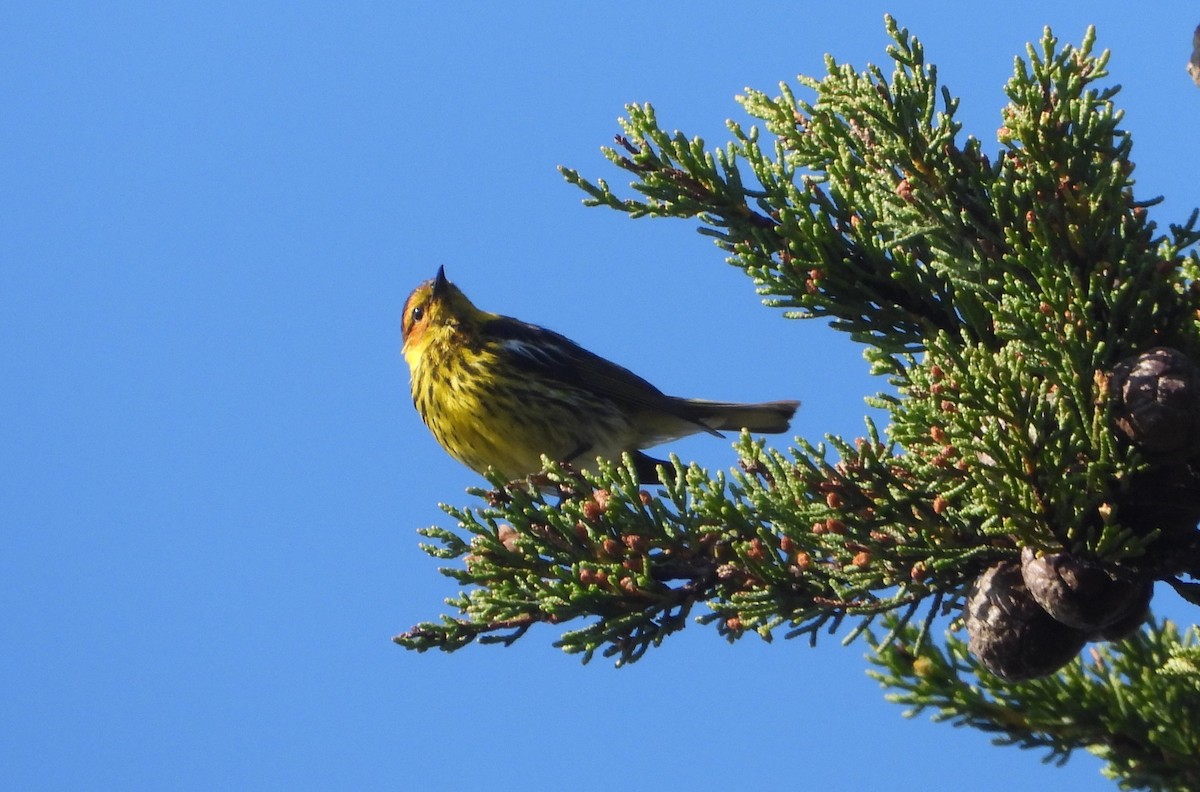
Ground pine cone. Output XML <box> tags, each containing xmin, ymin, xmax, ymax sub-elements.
<box><xmin>1020</xmin><ymin>546</ymin><xmax>1153</xmax><ymax>633</ymax></box>
<box><xmin>1110</xmin><ymin>347</ymin><xmax>1200</xmax><ymax>461</ymax></box>
<box><xmin>965</xmin><ymin>561</ymin><xmax>1088</xmax><ymax>680</ymax></box>
<box><xmin>1089</xmin><ymin>580</ymin><xmax>1153</xmax><ymax>642</ymax></box>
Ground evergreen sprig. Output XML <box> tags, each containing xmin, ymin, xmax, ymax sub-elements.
<box><xmin>398</xmin><ymin>441</ymin><xmax>966</xmax><ymax>666</ymax></box>
<box><xmin>869</xmin><ymin>618</ymin><xmax>1200</xmax><ymax>792</ymax></box>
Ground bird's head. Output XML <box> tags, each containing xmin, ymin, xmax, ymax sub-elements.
<box><xmin>401</xmin><ymin>266</ymin><xmax>481</xmax><ymax>357</ymax></box>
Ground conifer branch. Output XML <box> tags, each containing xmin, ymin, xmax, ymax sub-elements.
<box><xmin>869</xmin><ymin>619</ymin><xmax>1200</xmax><ymax>790</ymax></box>
<box><xmin>404</xmin><ymin>16</ymin><xmax>1200</xmax><ymax>788</ymax></box>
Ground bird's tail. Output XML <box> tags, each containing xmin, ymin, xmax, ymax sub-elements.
<box><xmin>678</xmin><ymin>399</ymin><xmax>800</xmax><ymax>435</ymax></box>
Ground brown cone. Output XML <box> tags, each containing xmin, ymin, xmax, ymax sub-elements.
<box><xmin>1020</xmin><ymin>546</ymin><xmax>1153</xmax><ymax>633</ymax></box>
<box><xmin>966</xmin><ymin>561</ymin><xmax>1088</xmax><ymax>681</ymax></box>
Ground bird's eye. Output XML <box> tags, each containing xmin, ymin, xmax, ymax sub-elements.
<box><xmin>411</xmin><ymin>305</ymin><xmax>425</xmax><ymax>324</ymax></box>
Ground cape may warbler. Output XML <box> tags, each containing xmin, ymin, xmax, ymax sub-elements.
<box><xmin>401</xmin><ymin>267</ymin><xmax>799</xmax><ymax>483</ymax></box>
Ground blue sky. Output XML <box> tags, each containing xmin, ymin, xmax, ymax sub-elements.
<box><xmin>4</xmin><ymin>3</ymin><xmax>1199</xmax><ymax>790</ymax></box>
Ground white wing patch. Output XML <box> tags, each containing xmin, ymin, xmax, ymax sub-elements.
<box><xmin>501</xmin><ymin>338</ymin><xmax>564</xmax><ymax>368</ymax></box>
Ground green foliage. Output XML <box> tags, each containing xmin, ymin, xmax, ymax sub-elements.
<box><xmin>869</xmin><ymin>619</ymin><xmax>1200</xmax><ymax>791</ymax></box>
<box><xmin>399</xmin><ymin>16</ymin><xmax>1200</xmax><ymax>790</ymax></box>
<box><xmin>563</xmin><ymin>20</ymin><xmax>1200</xmax><ymax>367</ymax></box>
<box><xmin>404</xmin><ymin>16</ymin><xmax>1199</xmax><ymax>654</ymax></box>
<box><xmin>400</xmin><ymin>427</ymin><xmax>981</xmax><ymax>667</ymax></box>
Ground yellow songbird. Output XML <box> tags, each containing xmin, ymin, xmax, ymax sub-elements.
<box><xmin>401</xmin><ymin>267</ymin><xmax>799</xmax><ymax>483</ymax></box>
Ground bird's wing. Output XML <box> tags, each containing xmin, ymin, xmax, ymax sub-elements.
<box><xmin>487</xmin><ymin>317</ymin><xmax>675</xmax><ymax>412</ymax></box>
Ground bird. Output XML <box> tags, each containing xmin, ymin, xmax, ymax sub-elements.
<box><xmin>400</xmin><ymin>266</ymin><xmax>799</xmax><ymax>484</ymax></box>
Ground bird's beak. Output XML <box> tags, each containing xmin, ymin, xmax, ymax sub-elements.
<box><xmin>433</xmin><ymin>266</ymin><xmax>449</xmax><ymax>298</ymax></box>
